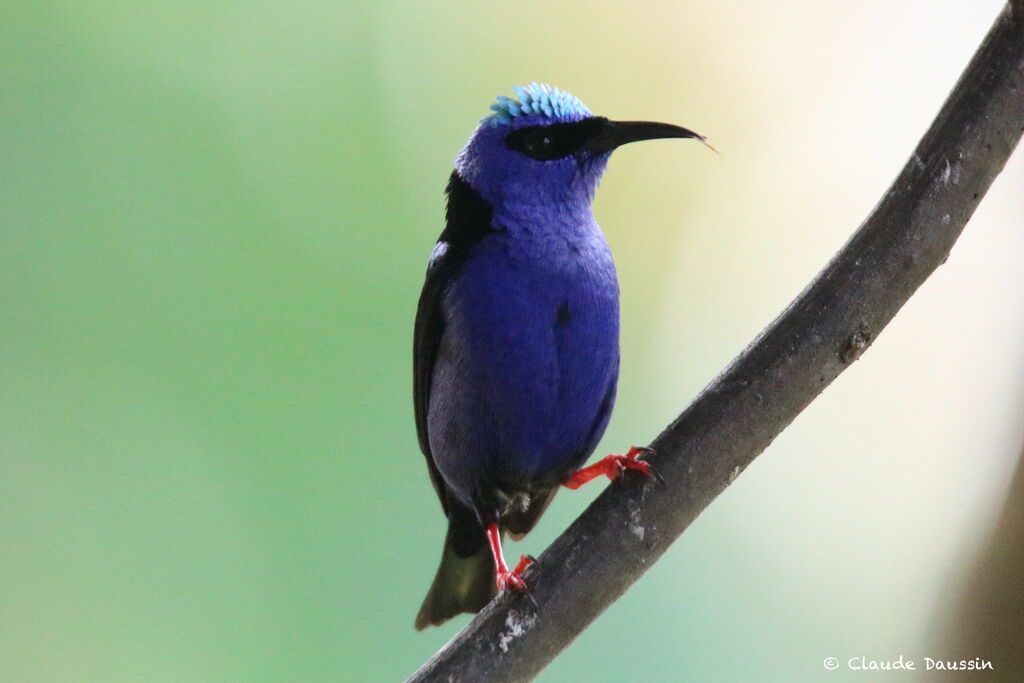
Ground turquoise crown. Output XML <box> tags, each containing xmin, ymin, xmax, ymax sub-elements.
<box><xmin>486</xmin><ymin>83</ymin><xmax>591</xmax><ymax>126</ymax></box>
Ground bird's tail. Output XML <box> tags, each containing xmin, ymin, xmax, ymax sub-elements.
<box><xmin>415</xmin><ymin>517</ymin><xmax>496</xmax><ymax>630</ymax></box>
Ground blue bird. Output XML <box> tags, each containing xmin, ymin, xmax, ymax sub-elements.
<box><xmin>414</xmin><ymin>83</ymin><xmax>709</xmax><ymax>629</ymax></box>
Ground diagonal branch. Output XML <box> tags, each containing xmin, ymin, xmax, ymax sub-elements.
<box><xmin>409</xmin><ymin>3</ymin><xmax>1024</xmax><ymax>681</ymax></box>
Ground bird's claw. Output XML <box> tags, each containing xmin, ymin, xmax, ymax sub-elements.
<box><xmin>606</xmin><ymin>446</ymin><xmax>656</xmax><ymax>480</ymax></box>
<box><xmin>496</xmin><ymin>571</ymin><xmax>528</xmax><ymax>592</ymax></box>
<box><xmin>563</xmin><ymin>445</ymin><xmax>661</xmax><ymax>490</ymax></box>
<box><xmin>647</xmin><ymin>462</ymin><xmax>666</xmax><ymax>486</ymax></box>
<box><xmin>496</xmin><ymin>554</ymin><xmax>534</xmax><ymax>592</ymax></box>
<box><xmin>632</xmin><ymin>446</ymin><xmax>666</xmax><ymax>485</ymax></box>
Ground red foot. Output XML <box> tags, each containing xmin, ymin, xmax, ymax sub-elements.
<box><xmin>486</xmin><ymin>523</ymin><xmax>534</xmax><ymax>592</ymax></box>
<box><xmin>496</xmin><ymin>554</ymin><xmax>534</xmax><ymax>592</ymax></box>
<box><xmin>563</xmin><ymin>446</ymin><xmax>655</xmax><ymax>490</ymax></box>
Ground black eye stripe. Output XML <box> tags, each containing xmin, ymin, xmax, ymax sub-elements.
<box><xmin>504</xmin><ymin>117</ymin><xmax>610</xmax><ymax>161</ymax></box>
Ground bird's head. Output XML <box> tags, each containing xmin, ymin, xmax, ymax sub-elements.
<box><xmin>454</xmin><ymin>83</ymin><xmax>710</xmax><ymax>209</ymax></box>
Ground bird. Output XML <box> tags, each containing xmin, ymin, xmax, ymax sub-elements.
<box><xmin>414</xmin><ymin>83</ymin><xmax>709</xmax><ymax>629</ymax></box>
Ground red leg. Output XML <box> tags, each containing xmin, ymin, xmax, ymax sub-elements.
<box><xmin>486</xmin><ymin>523</ymin><xmax>534</xmax><ymax>592</ymax></box>
<box><xmin>563</xmin><ymin>446</ymin><xmax>654</xmax><ymax>490</ymax></box>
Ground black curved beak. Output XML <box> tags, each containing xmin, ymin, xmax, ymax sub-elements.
<box><xmin>583</xmin><ymin>119</ymin><xmax>716</xmax><ymax>155</ymax></box>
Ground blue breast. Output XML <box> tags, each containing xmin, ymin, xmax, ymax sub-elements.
<box><xmin>427</xmin><ymin>221</ymin><xmax>619</xmax><ymax>504</ymax></box>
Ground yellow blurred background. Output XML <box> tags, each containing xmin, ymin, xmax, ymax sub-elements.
<box><xmin>2</xmin><ymin>1</ymin><xmax>1021</xmax><ymax>680</ymax></box>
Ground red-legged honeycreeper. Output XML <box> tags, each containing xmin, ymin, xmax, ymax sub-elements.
<box><xmin>414</xmin><ymin>83</ymin><xmax>710</xmax><ymax>629</ymax></box>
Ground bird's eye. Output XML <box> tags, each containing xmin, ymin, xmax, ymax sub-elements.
<box><xmin>504</xmin><ymin>118</ymin><xmax>610</xmax><ymax>161</ymax></box>
<box><xmin>523</xmin><ymin>133</ymin><xmax>552</xmax><ymax>156</ymax></box>
<box><xmin>505</xmin><ymin>127</ymin><xmax>564</xmax><ymax>161</ymax></box>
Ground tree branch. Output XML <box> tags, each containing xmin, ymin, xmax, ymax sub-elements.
<box><xmin>409</xmin><ymin>3</ymin><xmax>1024</xmax><ymax>680</ymax></box>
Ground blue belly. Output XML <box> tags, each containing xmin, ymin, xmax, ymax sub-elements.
<box><xmin>427</xmin><ymin>234</ymin><xmax>619</xmax><ymax>506</ymax></box>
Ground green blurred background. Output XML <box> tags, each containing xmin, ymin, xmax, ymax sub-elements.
<box><xmin>2</xmin><ymin>1</ymin><xmax>1022</xmax><ymax>681</ymax></box>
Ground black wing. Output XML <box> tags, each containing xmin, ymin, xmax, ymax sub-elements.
<box><xmin>414</xmin><ymin>171</ymin><xmax>495</xmax><ymax>513</ymax></box>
